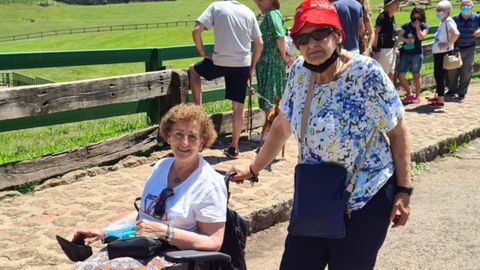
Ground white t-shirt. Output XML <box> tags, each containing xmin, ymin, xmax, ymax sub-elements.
<box><xmin>197</xmin><ymin>0</ymin><xmax>262</xmax><ymax>67</ymax></box>
<box><xmin>138</xmin><ymin>157</ymin><xmax>227</xmax><ymax>232</ymax></box>
<box><xmin>432</xmin><ymin>17</ymin><xmax>457</xmax><ymax>54</ymax></box>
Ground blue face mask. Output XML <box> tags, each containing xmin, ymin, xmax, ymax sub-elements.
<box><xmin>436</xmin><ymin>11</ymin><xmax>445</xmax><ymax>20</ymax></box>
<box><xmin>461</xmin><ymin>5</ymin><xmax>472</xmax><ymax>15</ymax></box>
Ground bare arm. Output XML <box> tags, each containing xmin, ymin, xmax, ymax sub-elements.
<box><xmin>386</xmin><ymin>118</ymin><xmax>412</xmax><ymax>228</ymax></box>
<box><xmin>192</xmin><ymin>22</ymin><xmax>210</xmax><ymax>59</ymax></box>
<box><xmin>372</xmin><ymin>26</ymin><xmax>381</xmax><ymax>49</ymax></box>
<box><xmin>358</xmin><ymin>16</ymin><xmax>366</xmax><ymax>40</ymax></box>
<box><xmin>447</xmin><ymin>26</ymin><xmax>460</xmax><ymax>47</ymax></box>
<box><xmin>276</xmin><ymin>36</ymin><xmax>291</xmax><ymax>66</ymax></box>
<box><xmin>416</xmin><ymin>25</ymin><xmax>428</xmax><ymax>40</ymax></box>
<box><xmin>73</xmin><ymin>211</ymin><xmax>138</xmax><ymax>245</ymax></box>
<box><xmin>398</xmin><ymin>29</ymin><xmax>408</xmax><ymax>43</ymax></box>
<box><xmin>137</xmin><ymin>220</ymin><xmax>225</xmax><ymax>251</ymax></box>
<box><xmin>231</xmin><ymin>111</ymin><xmax>291</xmax><ymax>182</ymax></box>
<box><xmin>250</xmin><ymin>36</ymin><xmax>264</xmax><ymax>81</ymax></box>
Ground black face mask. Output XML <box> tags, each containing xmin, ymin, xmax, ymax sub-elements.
<box><xmin>303</xmin><ymin>50</ymin><xmax>339</xmax><ymax>73</ymax></box>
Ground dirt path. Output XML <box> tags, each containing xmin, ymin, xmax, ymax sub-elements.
<box><xmin>246</xmin><ymin>139</ymin><xmax>480</xmax><ymax>270</ymax></box>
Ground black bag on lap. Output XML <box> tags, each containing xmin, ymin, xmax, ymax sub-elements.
<box><xmin>107</xmin><ymin>236</ymin><xmax>167</xmax><ymax>260</ymax></box>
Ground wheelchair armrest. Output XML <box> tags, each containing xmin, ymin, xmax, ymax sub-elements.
<box><xmin>164</xmin><ymin>250</ymin><xmax>231</xmax><ymax>264</ymax></box>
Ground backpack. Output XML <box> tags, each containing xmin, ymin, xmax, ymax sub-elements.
<box><xmin>219</xmin><ymin>208</ymin><xmax>248</xmax><ymax>270</ymax></box>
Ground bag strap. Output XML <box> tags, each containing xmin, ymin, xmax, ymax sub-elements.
<box><xmin>299</xmin><ymin>72</ymin><xmax>378</xmax><ymax>193</ymax></box>
<box><xmin>445</xmin><ymin>21</ymin><xmax>450</xmax><ymax>43</ymax></box>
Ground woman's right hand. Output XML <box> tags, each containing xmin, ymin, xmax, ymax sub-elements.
<box><xmin>72</xmin><ymin>229</ymin><xmax>103</xmax><ymax>246</ymax></box>
<box><xmin>228</xmin><ymin>165</ymin><xmax>253</xmax><ymax>184</ymax></box>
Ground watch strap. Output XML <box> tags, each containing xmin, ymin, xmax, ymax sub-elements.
<box><xmin>397</xmin><ymin>186</ymin><xmax>413</xmax><ymax>196</ymax></box>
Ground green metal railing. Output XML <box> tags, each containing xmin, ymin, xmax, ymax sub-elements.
<box><xmin>0</xmin><ymin>44</ymin><xmax>235</xmax><ymax>133</ymax></box>
<box><xmin>0</xmin><ymin>72</ymin><xmax>54</xmax><ymax>87</ymax></box>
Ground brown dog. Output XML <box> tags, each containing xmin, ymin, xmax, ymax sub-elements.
<box><xmin>256</xmin><ymin>95</ymin><xmax>285</xmax><ymax>159</ymax></box>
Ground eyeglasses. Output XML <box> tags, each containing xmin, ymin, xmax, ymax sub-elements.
<box><xmin>134</xmin><ymin>188</ymin><xmax>174</xmax><ymax>220</ymax></box>
<box><xmin>293</xmin><ymin>27</ymin><xmax>334</xmax><ymax>47</ymax></box>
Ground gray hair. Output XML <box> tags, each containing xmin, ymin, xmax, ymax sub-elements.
<box><xmin>461</xmin><ymin>0</ymin><xmax>473</xmax><ymax>7</ymax></box>
<box><xmin>437</xmin><ymin>0</ymin><xmax>452</xmax><ymax>12</ymax></box>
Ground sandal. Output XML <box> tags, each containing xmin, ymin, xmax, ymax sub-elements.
<box><xmin>426</xmin><ymin>96</ymin><xmax>438</xmax><ymax>102</ymax></box>
<box><xmin>428</xmin><ymin>101</ymin><xmax>445</xmax><ymax>108</ymax></box>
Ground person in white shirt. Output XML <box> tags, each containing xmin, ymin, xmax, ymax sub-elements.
<box><xmin>427</xmin><ymin>0</ymin><xmax>460</xmax><ymax>108</ymax></box>
<box><xmin>71</xmin><ymin>104</ymin><xmax>227</xmax><ymax>269</ymax></box>
<box><xmin>189</xmin><ymin>0</ymin><xmax>263</xmax><ymax>159</ymax></box>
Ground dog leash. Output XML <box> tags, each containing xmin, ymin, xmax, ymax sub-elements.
<box><xmin>248</xmin><ymin>86</ymin><xmax>274</xmax><ymax>108</ymax></box>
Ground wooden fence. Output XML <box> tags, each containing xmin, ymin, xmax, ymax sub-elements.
<box><xmin>0</xmin><ymin>69</ymin><xmax>265</xmax><ymax>190</ymax></box>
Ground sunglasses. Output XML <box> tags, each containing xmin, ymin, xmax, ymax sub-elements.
<box><xmin>412</xmin><ymin>16</ymin><xmax>422</xmax><ymax>20</ymax></box>
<box><xmin>293</xmin><ymin>27</ymin><xmax>335</xmax><ymax>47</ymax></box>
<box><xmin>153</xmin><ymin>188</ymin><xmax>174</xmax><ymax>219</ymax></box>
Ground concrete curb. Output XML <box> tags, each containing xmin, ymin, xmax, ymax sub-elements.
<box><xmin>244</xmin><ymin>126</ymin><xmax>480</xmax><ymax>235</ymax></box>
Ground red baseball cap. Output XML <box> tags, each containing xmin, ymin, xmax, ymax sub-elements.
<box><xmin>290</xmin><ymin>0</ymin><xmax>345</xmax><ymax>43</ymax></box>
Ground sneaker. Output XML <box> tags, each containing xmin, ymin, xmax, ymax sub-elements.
<box><xmin>401</xmin><ymin>95</ymin><xmax>415</xmax><ymax>104</ymax></box>
<box><xmin>445</xmin><ymin>91</ymin><xmax>457</xmax><ymax>97</ymax></box>
<box><xmin>223</xmin><ymin>147</ymin><xmax>239</xmax><ymax>159</ymax></box>
<box><xmin>250</xmin><ymin>133</ymin><xmax>262</xmax><ymax>143</ymax></box>
<box><xmin>458</xmin><ymin>95</ymin><xmax>465</xmax><ymax>103</ymax></box>
<box><xmin>412</xmin><ymin>96</ymin><xmax>421</xmax><ymax>104</ymax></box>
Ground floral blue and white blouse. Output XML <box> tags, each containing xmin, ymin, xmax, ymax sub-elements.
<box><xmin>279</xmin><ymin>54</ymin><xmax>404</xmax><ymax>211</ymax></box>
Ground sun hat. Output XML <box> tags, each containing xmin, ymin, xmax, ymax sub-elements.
<box><xmin>290</xmin><ymin>0</ymin><xmax>345</xmax><ymax>43</ymax></box>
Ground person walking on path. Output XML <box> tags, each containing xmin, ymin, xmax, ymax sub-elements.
<box><xmin>372</xmin><ymin>0</ymin><xmax>400</xmax><ymax>82</ymax></box>
<box><xmin>332</xmin><ymin>0</ymin><xmax>365</xmax><ymax>53</ymax></box>
<box><xmin>189</xmin><ymin>0</ymin><xmax>263</xmax><ymax>159</ymax></box>
<box><xmin>446</xmin><ymin>0</ymin><xmax>480</xmax><ymax>102</ymax></box>
<box><xmin>253</xmin><ymin>0</ymin><xmax>290</xmax><ymax>126</ymax></box>
<box><xmin>428</xmin><ymin>0</ymin><xmax>460</xmax><ymax>108</ymax></box>
<box><xmin>230</xmin><ymin>0</ymin><xmax>412</xmax><ymax>269</ymax></box>
<box><xmin>398</xmin><ymin>7</ymin><xmax>429</xmax><ymax>105</ymax></box>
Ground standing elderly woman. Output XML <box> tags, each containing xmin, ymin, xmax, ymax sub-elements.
<box><xmin>71</xmin><ymin>104</ymin><xmax>227</xmax><ymax>269</ymax></box>
<box><xmin>428</xmin><ymin>0</ymin><xmax>460</xmax><ymax>108</ymax></box>
<box><xmin>254</xmin><ymin>0</ymin><xmax>290</xmax><ymax>126</ymax></box>
<box><xmin>230</xmin><ymin>0</ymin><xmax>412</xmax><ymax>269</ymax></box>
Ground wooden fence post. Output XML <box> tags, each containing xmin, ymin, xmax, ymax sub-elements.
<box><xmin>157</xmin><ymin>69</ymin><xmax>189</xmax><ymax>142</ymax></box>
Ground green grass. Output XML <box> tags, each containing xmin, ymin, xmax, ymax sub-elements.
<box><xmin>0</xmin><ymin>0</ymin><xmax>466</xmax><ymax>166</ymax></box>
<box><xmin>411</xmin><ymin>161</ymin><xmax>428</xmax><ymax>177</ymax></box>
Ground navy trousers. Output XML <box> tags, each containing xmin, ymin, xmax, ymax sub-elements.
<box><xmin>279</xmin><ymin>176</ymin><xmax>397</xmax><ymax>270</ymax></box>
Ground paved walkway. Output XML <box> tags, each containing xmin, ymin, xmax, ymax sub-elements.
<box><xmin>1</xmin><ymin>83</ymin><xmax>480</xmax><ymax>269</ymax></box>
<box><xmin>246</xmin><ymin>139</ymin><xmax>480</xmax><ymax>270</ymax></box>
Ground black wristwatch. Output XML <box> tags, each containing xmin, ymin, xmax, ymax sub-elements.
<box><xmin>396</xmin><ymin>186</ymin><xmax>414</xmax><ymax>196</ymax></box>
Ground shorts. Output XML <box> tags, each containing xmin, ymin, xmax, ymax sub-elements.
<box><xmin>193</xmin><ymin>59</ymin><xmax>250</xmax><ymax>104</ymax></box>
<box><xmin>398</xmin><ymin>54</ymin><xmax>423</xmax><ymax>74</ymax></box>
<box><xmin>375</xmin><ymin>48</ymin><xmax>396</xmax><ymax>75</ymax></box>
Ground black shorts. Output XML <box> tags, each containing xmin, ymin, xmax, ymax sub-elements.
<box><xmin>194</xmin><ymin>59</ymin><xmax>250</xmax><ymax>104</ymax></box>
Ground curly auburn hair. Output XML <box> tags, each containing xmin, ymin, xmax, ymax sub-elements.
<box><xmin>159</xmin><ymin>104</ymin><xmax>217</xmax><ymax>148</ymax></box>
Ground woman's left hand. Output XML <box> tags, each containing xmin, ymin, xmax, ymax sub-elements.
<box><xmin>389</xmin><ymin>193</ymin><xmax>411</xmax><ymax>228</ymax></box>
<box><xmin>136</xmin><ymin>219</ymin><xmax>167</xmax><ymax>239</ymax></box>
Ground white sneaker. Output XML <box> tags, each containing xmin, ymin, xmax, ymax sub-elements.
<box><xmin>250</xmin><ymin>133</ymin><xmax>262</xmax><ymax>142</ymax></box>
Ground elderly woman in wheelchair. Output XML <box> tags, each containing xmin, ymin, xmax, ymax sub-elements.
<box><xmin>62</xmin><ymin>104</ymin><xmax>230</xmax><ymax>269</ymax></box>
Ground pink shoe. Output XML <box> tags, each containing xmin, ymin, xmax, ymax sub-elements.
<box><xmin>401</xmin><ymin>95</ymin><xmax>415</xmax><ymax>105</ymax></box>
<box><xmin>412</xmin><ymin>96</ymin><xmax>421</xmax><ymax>104</ymax></box>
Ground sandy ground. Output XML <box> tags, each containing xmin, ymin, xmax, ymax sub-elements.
<box><xmin>246</xmin><ymin>139</ymin><xmax>480</xmax><ymax>270</ymax></box>
<box><xmin>0</xmin><ymin>84</ymin><xmax>480</xmax><ymax>270</ymax></box>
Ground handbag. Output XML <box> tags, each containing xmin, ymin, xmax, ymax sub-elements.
<box><xmin>443</xmin><ymin>23</ymin><xmax>462</xmax><ymax>70</ymax></box>
<box><xmin>287</xmin><ymin>73</ymin><xmax>377</xmax><ymax>238</ymax></box>
<box><xmin>107</xmin><ymin>236</ymin><xmax>168</xmax><ymax>260</ymax></box>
